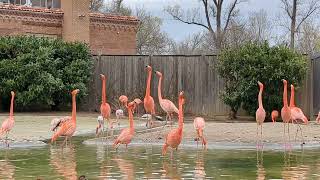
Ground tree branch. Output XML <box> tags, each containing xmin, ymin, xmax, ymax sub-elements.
<box><xmin>295</xmin><ymin>1</ymin><xmax>320</xmax><ymax>32</ymax></box>
<box><xmin>280</xmin><ymin>0</ymin><xmax>293</xmax><ymax>19</ymax></box>
<box><xmin>202</xmin><ymin>0</ymin><xmax>214</xmax><ymax>33</ymax></box>
<box><xmin>168</xmin><ymin>12</ymin><xmax>210</xmax><ymax>30</ymax></box>
<box><xmin>223</xmin><ymin>0</ymin><xmax>239</xmax><ymax>33</ymax></box>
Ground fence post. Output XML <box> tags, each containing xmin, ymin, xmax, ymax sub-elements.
<box><xmin>310</xmin><ymin>58</ymin><xmax>314</xmax><ymax>121</ymax></box>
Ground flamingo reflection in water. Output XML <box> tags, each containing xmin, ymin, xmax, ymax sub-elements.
<box><xmin>281</xmin><ymin>150</ymin><xmax>310</xmax><ymax>179</ymax></box>
<box><xmin>113</xmin><ymin>155</ymin><xmax>135</xmax><ymax>180</ymax></box>
<box><xmin>161</xmin><ymin>159</ymin><xmax>182</xmax><ymax>179</ymax></box>
<box><xmin>96</xmin><ymin>145</ymin><xmax>112</xmax><ymax>179</ymax></box>
<box><xmin>194</xmin><ymin>151</ymin><xmax>206</xmax><ymax>179</ymax></box>
<box><xmin>256</xmin><ymin>149</ymin><xmax>266</xmax><ymax>180</ymax></box>
<box><xmin>0</xmin><ymin>151</ymin><xmax>15</xmax><ymax>179</ymax></box>
<box><xmin>50</xmin><ymin>145</ymin><xmax>77</xmax><ymax>180</ymax></box>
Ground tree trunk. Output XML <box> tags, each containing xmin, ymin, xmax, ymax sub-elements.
<box><xmin>228</xmin><ymin>109</ymin><xmax>237</xmax><ymax>120</ymax></box>
<box><xmin>215</xmin><ymin>1</ymin><xmax>222</xmax><ymax>51</ymax></box>
<box><xmin>290</xmin><ymin>0</ymin><xmax>297</xmax><ymax>50</ymax></box>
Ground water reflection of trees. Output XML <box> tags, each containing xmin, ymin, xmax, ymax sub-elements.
<box><xmin>0</xmin><ymin>151</ymin><xmax>15</xmax><ymax>179</ymax></box>
<box><xmin>50</xmin><ymin>145</ymin><xmax>77</xmax><ymax>180</ymax></box>
<box><xmin>281</xmin><ymin>150</ymin><xmax>310</xmax><ymax>179</ymax></box>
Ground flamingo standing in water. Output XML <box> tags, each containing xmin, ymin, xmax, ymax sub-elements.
<box><xmin>144</xmin><ymin>65</ymin><xmax>156</xmax><ymax>128</ymax></box>
<box><xmin>113</xmin><ymin>101</ymin><xmax>138</xmax><ymax>149</ymax></box>
<box><xmin>155</xmin><ymin>71</ymin><xmax>178</xmax><ymax>125</ymax></box>
<box><xmin>281</xmin><ymin>79</ymin><xmax>291</xmax><ymax>147</ymax></box>
<box><xmin>162</xmin><ymin>91</ymin><xmax>185</xmax><ymax>156</ymax></box>
<box><xmin>51</xmin><ymin>89</ymin><xmax>79</xmax><ymax>145</ymax></box>
<box><xmin>99</xmin><ymin>74</ymin><xmax>111</xmax><ymax>137</ymax></box>
<box><xmin>289</xmin><ymin>84</ymin><xmax>308</xmax><ymax>144</ymax></box>
<box><xmin>193</xmin><ymin>117</ymin><xmax>207</xmax><ymax>149</ymax></box>
<box><xmin>0</xmin><ymin>91</ymin><xmax>15</xmax><ymax>147</ymax></box>
<box><xmin>271</xmin><ymin>110</ymin><xmax>279</xmax><ymax>123</ymax></box>
<box><xmin>256</xmin><ymin>81</ymin><xmax>266</xmax><ymax>148</ymax></box>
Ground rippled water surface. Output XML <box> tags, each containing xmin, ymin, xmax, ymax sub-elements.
<box><xmin>1</xmin><ymin>138</ymin><xmax>320</xmax><ymax>179</ymax></box>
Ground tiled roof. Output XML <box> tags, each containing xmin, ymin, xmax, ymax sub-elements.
<box><xmin>89</xmin><ymin>12</ymin><xmax>139</xmax><ymax>23</ymax></box>
<box><xmin>0</xmin><ymin>4</ymin><xmax>63</xmax><ymax>14</ymax></box>
<box><xmin>0</xmin><ymin>4</ymin><xmax>139</xmax><ymax>23</ymax></box>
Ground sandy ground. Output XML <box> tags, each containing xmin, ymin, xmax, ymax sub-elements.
<box><xmin>134</xmin><ymin>122</ymin><xmax>320</xmax><ymax>145</ymax></box>
<box><xmin>1</xmin><ymin>112</ymin><xmax>320</xmax><ymax>149</ymax></box>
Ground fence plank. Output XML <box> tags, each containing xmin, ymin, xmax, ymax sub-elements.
<box><xmin>85</xmin><ymin>55</ymin><xmax>230</xmax><ymax>117</ymax></box>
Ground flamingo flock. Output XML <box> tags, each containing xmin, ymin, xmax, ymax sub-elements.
<box><xmin>0</xmin><ymin>64</ymin><xmax>313</xmax><ymax>154</ymax></box>
<box><xmin>256</xmin><ymin>79</ymin><xmax>309</xmax><ymax>149</ymax></box>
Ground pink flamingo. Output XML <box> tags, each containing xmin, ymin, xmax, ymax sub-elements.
<box><xmin>119</xmin><ymin>95</ymin><xmax>128</xmax><ymax>107</ymax></box>
<box><xmin>119</xmin><ymin>95</ymin><xmax>142</xmax><ymax>114</ymax></box>
<box><xmin>271</xmin><ymin>110</ymin><xmax>279</xmax><ymax>123</ymax></box>
<box><xmin>162</xmin><ymin>91</ymin><xmax>185</xmax><ymax>156</ymax></box>
<box><xmin>113</xmin><ymin>101</ymin><xmax>138</xmax><ymax>149</ymax></box>
<box><xmin>256</xmin><ymin>81</ymin><xmax>266</xmax><ymax>148</ymax></box>
<box><xmin>290</xmin><ymin>84</ymin><xmax>308</xmax><ymax>144</ymax></box>
<box><xmin>193</xmin><ymin>117</ymin><xmax>207</xmax><ymax>149</ymax></box>
<box><xmin>51</xmin><ymin>89</ymin><xmax>79</xmax><ymax>145</ymax></box>
<box><xmin>155</xmin><ymin>71</ymin><xmax>178</xmax><ymax>125</ymax></box>
<box><xmin>316</xmin><ymin>111</ymin><xmax>320</xmax><ymax>123</ymax></box>
<box><xmin>0</xmin><ymin>91</ymin><xmax>15</xmax><ymax>147</ymax></box>
<box><xmin>281</xmin><ymin>79</ymin><xmax>291</xmax><ymax>147</ymax></box>
<box><xmin>51</xmin><ymin>116</ymin><xmax>71</xmax><ymax>132</ymax></box>
<box><xmin>144</xmin><ymin>65</ymin><xmax>155</xmax><ymax>128</ymax></box>
<box><xmin>289</xmin><ymin>84</ymin><xmax>308</xmax><ymax>124</ymax></box>
<box><xmin>100</xmin><ymin>74</ymin><xmax>111</xmax><ymax>136</ymax></box>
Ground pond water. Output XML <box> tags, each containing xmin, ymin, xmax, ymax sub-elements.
<box><xmin>1</xmin><ymin>138</ymin><xmax>320</xmax><ymax>179</ymax></box>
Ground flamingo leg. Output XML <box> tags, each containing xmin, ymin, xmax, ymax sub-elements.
<box><xmin>260</xmin><ymin>124</ymin><xmax>263</xmax><ymax>149</ymax></box>
<box><xmin>5</xmin><ymin>132</ymin><xmax>9</xmax><ymax>148</ymax></box>
<box><xmin>283</xmin><ymin>123</ymin><xmax>286</xmax><ymax>148</ymax></box>
<box><xmin>288</xmin><ymin>122</ymin><xmax>290</xmax><ymax>145</ymax></box>
<box><xmin>256</xmin><ymin>125</ymin><xmax>259</xmax><ymax>149</ymax></box>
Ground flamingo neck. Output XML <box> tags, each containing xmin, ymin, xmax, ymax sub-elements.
<box><xmin>128</xmin><ymin>108</ymin><xmax>134</xmax><ymax>131</ymax></box>
<box><xmin>258</xmin><ymin>86</ymin><xmax>263</xmax><ymax>109</ymax></box>
<box><xmin>72</xmin><ymin>94</ymin><xmax>77</xmax><ymax>124</ymax></box>
<box><xmin>290</xmin><ymin>86</ymin><xmax>295</xmax><ymax>107</ymax></box>
<box><xmin>283</xmin><ymin>83</ymin><xmax>288</xmax><ymax>107</ymax></box>
<box><xmin>101</xmin><ymin>78</ymin><xmax>106</xmax><ymax>104</ymax></box>
<box><xmin>145</xmin><ymin>70</ymin><xmax>151</xmax><ymax>97</ymax></box>
<box><xmin>178</xmin><ymin>101</ymin><xmax>184</xmax><ymax>129</ymax></box>
<box><xmin>157</xmin><ymin>75</ymin><xmax>163</xmax><ymax>101</ymax></box>
<box><xmin>9</xmin><ymin>94</ymin><xmax>14</xmax><ymax>119</ymax></box>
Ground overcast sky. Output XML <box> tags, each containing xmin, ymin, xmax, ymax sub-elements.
<box><xmin>118</xmin><ymin>0</ymin><xmax>282</xmax><ymax>41</ymax></box>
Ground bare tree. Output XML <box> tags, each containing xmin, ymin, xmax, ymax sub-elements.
<box><xmin>136</xmin><ymin>7</ymin><xmax>171</xmax><ymax>55</ymax></box>
<box><xmin>169</xmin><ymin>32</ymin><xmax>207</xmax><ymax>55</ymax></box>
<box><xmin>296</xmin><ymin>20</ymin><xmax>320</xmax><ymax>55</ymax></box>
<box><xmin>280</xmin><ymin>0</ymin><xmax>320</xmax><ymax>49</ymax></box>
<box><xmin>223</xmin><ymin>20</ymin><xmax>248</xmax><ymax>48</ymax></box>
<box><xmin>247</xmin><ymin>9</ymin><xmax>272</xmax><ymax>43</ymax></box>
<box><xmin>165</xmin><ymin>0</ymin><xmax>246</xmax><ymax>51</ymax></box>
<box><xmin>90</xmin><ymin>0</ymin><xmax>104</xmax><ymax>12</ymax></box>
<box><xmin>104</xmin><ymin>0</ymin><xmax>132</xmax><ymax>16</ymax></box>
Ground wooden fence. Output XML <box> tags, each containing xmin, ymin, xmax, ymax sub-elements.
<box><xmin>83</xmin><ymin>55</ymin><xmax>229</xmax><ymax>117</ymax></box>
<box><xmin>83</xmin><ymin>54</ymin><xmax>318</xmax><ymax>119</ymax></box>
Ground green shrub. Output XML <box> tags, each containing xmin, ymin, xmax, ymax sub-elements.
<box><xmin>217</xmin><ymin>42</ymin><xmax>307</xmax><ymax>119</ymax></box>
<box><xmin>0</xmin><ymin>36</ymin><xmax>93</xmax><ymax>110</ymax></box>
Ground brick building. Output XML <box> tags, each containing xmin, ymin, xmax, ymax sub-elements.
<box><xmin>0</xmin><ymin>0</ymin><xmax>139</xmax><ymax>55</ymax></box>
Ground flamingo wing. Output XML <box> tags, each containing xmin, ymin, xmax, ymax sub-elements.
<box><xmin>256</xmin><ymin>108</ymin><xmax>266</xmax><ymax>125</ymax></box>
<box><xmin>160</xmin><ymin>99</ymin><xmax>178</xmax><ymax>114</ymax></box>
<box><xmin>290</xmin><ymin>107</ymin><xmax>308</xmax><ymax>124</ymax></box>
